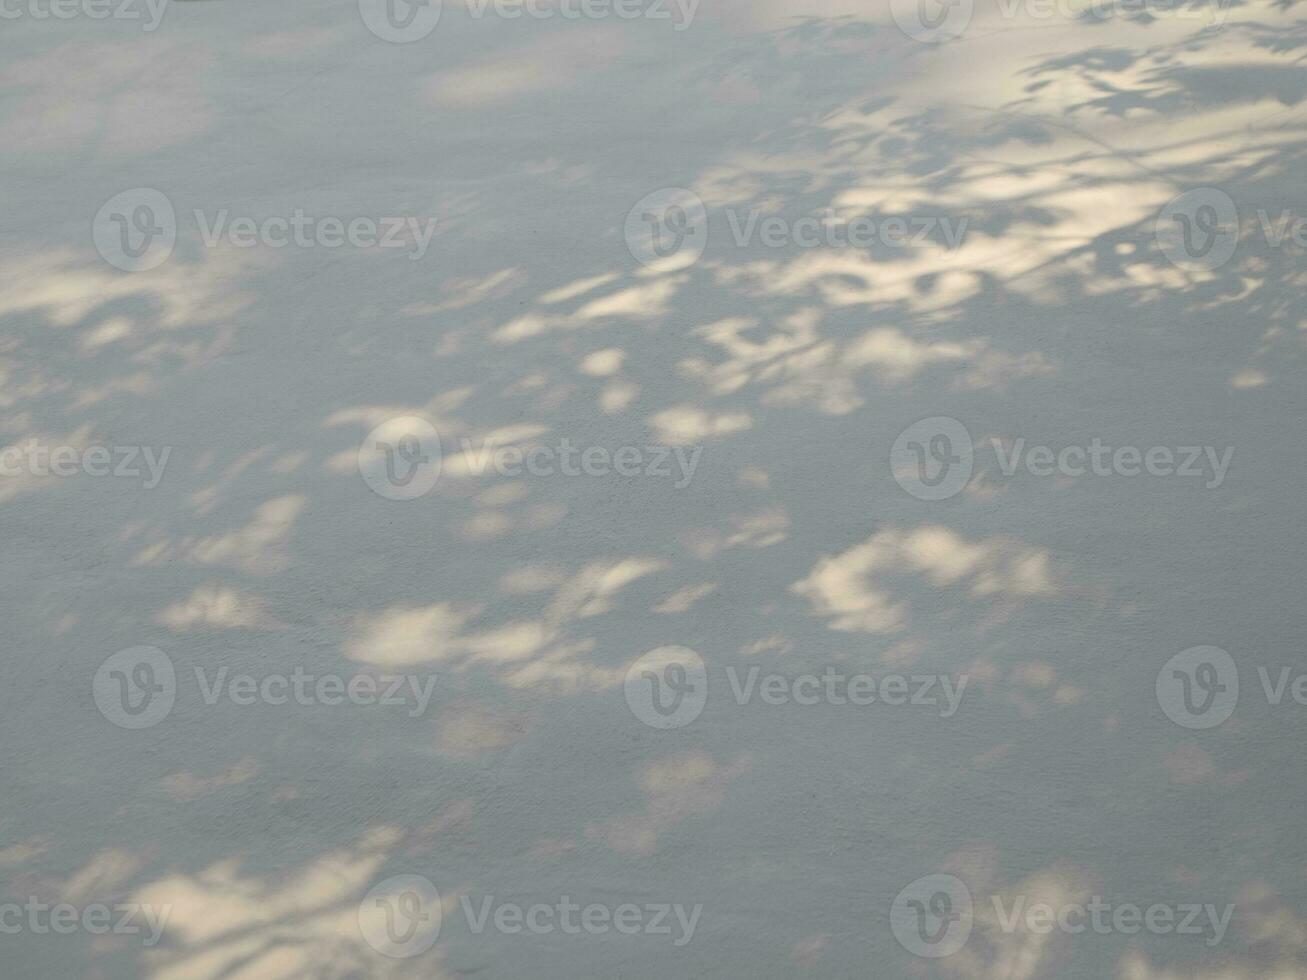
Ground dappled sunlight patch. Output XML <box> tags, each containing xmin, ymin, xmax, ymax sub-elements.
<box><xmin>1235</xmin><ymin>880</ymin><xmax>1307</xmax><ymax>955</ymax></box>
<box><xmin>188</xmin><ymin>446</ymin><xmax>303</xmax><ymax>518</ymax></box>
<box><xmin>1161</xmin><ymin>743</ymin><xmax>1248</xmax><ymax>787</ymax></box>
<box><xmin>156</xmin><ymin>495</ymin><xmax>307</xmax><ymax>576</ymax></box>
<box><xmin>947</xmin><ymin>867</ymin><xmax>1096</xmax><ymax>980</ymax></box>
<box><xmin>157</xmin><ymin>758</ymin><xmax>260</xmax><ymax>803</ymax></box>
<box><xmin>0</xmin><ymin>247</ymin><xmax>251</xmax><ymax>331</ymax></box>
<box><xmin>421</xmin><ymin>26</ymin><xmax>629</xmax><ymax>109</ymax></box>
<box><xmin>648</xmin><ymin>405</ymin><xmax>752</xmax><ymax>444</ymax></box>
<box><xmin>544</xmin><ymin>558</ymin><xmax>668</xmax><ymax>623</ymax></box>
<box><xmin>654</xmin><ymin>582</ymin><xmax>719</xmax><ymax>614</ymax></box>
<box><xmin>0</xmin><ymin>424</ymin><xmax>94</xmax><ymax>504</ymax></box>
<box><xmin>322</xmin><ymin>391</ymin><xmax>477</xmax><ymax>436</ymax></box>
<box><xmin>574</xmin><ymin>276</ymin><xmax>686</xmax><ymax>322</ymax></box>
<box><xmin>345</xmin><ymin>602</ymin><xmax>484</xmax><ymax>668</ymax></box>
<box><xmin>0</xmin><ymin>40</ymin><xmax>214</xmax><ymax>156</ymax></box>
<box><xmin>400</xmin><ymin>268</ymin><xmax>527</xmax><ymax>315</ymax></box>
<box><xmin>491</xmin><ymin>275</ymin><xmax>688</xmax><ymax>343</ymax></box>
<box><xmin>441</xmin><ymin>423</ymin><xmax>553</xmax><ymax>479</ymax></box>
<box><xmin>434</xmin><ymin>705</ymin><xmax>530</xmax><ymax>756</ymax></box>
<box><xmin>792</xmin><ymin>525</ymin><xmax>1058</xmax><ymax>633</ymax></box>
<box><xmin>1118</xmin><ymin>954</ymin><xmax>1307</xmax><ymax>979</ymax></box>
<box><xmin>68</xmin><ymin>371</ymin><xmax>158</xmax><ymax>411</ymax></box>
<box><xmin>585</xmin><ymin>751</ymin><xmax>751</xmax><ymax>857</ymax></box>
<box><xmin>0</xmin><ymin>837</ymin><xmax>52</xmax><ymax>870</ymax></box>
<box><xmin>58</xmin><ymin>848</ymin><xmax>146</xmax><ymax>906</ymax></box>
<box><xmin>681</xmin><ymin>311</ymin><xmax>1054</xmax><ymax>414</ymax></box>
<box><xmin>245</xmin><ymin>25</ymin><xmax>348</xmax><ymax>58</ymax></box>
<box><xmin>1120</xmin><ymin>878</ymin><xmax>1307</xmax><ymax>980</ymax></box>
<box><xmin>540</xmin><ymin>273</ymin><xmax>620</xmax><ymax>305</ymax></box>
<box><xmin>844</xmin><ymin>326</ymin><xmax>973</xmax><ymax>382</ymax></box>
<box><xmin>598</xmin><ymin>378</ymin><xmax>640</xmax><ymax>413</ymax></box>
<box><xmin>579</xmin><ymin>348</ymin><xmax>626</xmax><ymax>377</ymax></box>
<box><xmin>1001</xmin><ymin>660</ymin><xmax>1089</xmax><ymax>717</ymax></box>
<box><xmin>346</xmin><ymin>559</ymin><xmax>665</xmax><ymax>690</ymax></box>
<box><xmin>133</xmin><ymin>827</ymin><xmax>438</xmax><ymax>980</ymax></box>
<box><xmin>740</xmin><ymin>635</ymin><xmax>794</xmax><ymax>657</ymax></box>
<box><xmin>79</xmin><ymin>316</ymin><xmax>134</xmax><ymax>350</ymax></box>
<box><xmin>790</xmin><ymin>932</ymin><xmax>832</xmax><ymax>968</ymax></box>
<box><xmin>725</xmin><ymin>507</ymin><xmax>790</xmax><ymax>548</ymax></box>
<box><xmin>498</xmin><ymin>564</ymin><xmax>568</xmax><ymax>595</ymax></box>
<box><xmin>155</xmin><ymin>585</ymin><xmax>281</xmax><ymax>632</ymax></box>
<box><xmin>458</xmin><ymin>502</ymin><xmax>567</xmax><ymax>541</ymax></box>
